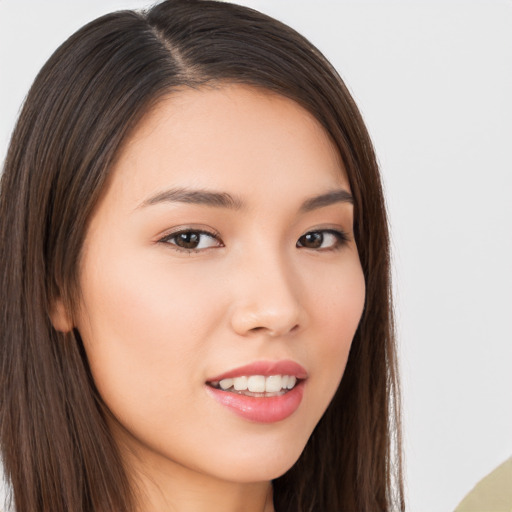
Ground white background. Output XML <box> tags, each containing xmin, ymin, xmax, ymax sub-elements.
<box><xmin>1</xmin><ymin>1</ymin><xmax>511</xmax><ymax>510</ymax></box>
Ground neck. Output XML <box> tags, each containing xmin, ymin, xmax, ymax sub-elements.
<box><xmin>133</xmin><ymin>465</ymin><xmax>274</xmax><ymax>512</ymax></box>
<box><xmin>109</xmin><ymin>414</ymin><xmax>276</xmax><ymax>512</ymax></box>
<box><xmin>117</xmin><ymin>440</ymin><xmax>274</xmax><ymax>512</ymax></box>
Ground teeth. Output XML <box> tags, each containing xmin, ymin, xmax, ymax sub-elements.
<box><xmin>265</xmin><ymin>375</ymin><xmax>282</xmax><ymax>392</ymax></box>
<box><xmin>219</xmin><ymin>378</ymin><xmax>233</xmax><ymax>390</ymax></box>
<box><xmin>247</xmin><ymin>375</ymin><xmax>266</xmax><ymax>392</ymax></box>
<box><xmin>217</xmin><ymin>375</ymin><xmax>298</xmax><ymax>393</ymax></box>
<box><xmin>233</xmin><ymin>376</ymin><xmax>248</xmax><ymax>391</ymax></box>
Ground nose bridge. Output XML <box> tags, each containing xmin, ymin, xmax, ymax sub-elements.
<box><xmin>229</xmin><ymin>241</ymin><xmax>303</xmax><ymax>337</ymax></box>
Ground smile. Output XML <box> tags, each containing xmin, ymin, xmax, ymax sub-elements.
<box><xmin>205</xmin><ymin>360</ymin><xmax>307</xmax><ymax>423</ymax></box>
<box><xmin>208</xmin><ymin>374</ymin><xmax>298</xmax><ymax>396</ymax></box>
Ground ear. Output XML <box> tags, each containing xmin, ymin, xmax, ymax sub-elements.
<box><xmin>50</xmin><ymin>298</ymin><xmax>74</xmax><ymax>333</ymax></box>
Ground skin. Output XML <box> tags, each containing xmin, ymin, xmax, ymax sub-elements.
<box><xmin>53</xmin><ymin>84</ymin><xmax>365</xmax><ymax>512</ymax></box>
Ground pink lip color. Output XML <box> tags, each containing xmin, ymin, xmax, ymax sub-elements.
<box><xmin>206</xmin><ymin>380</ymin><xmax>305</xmax><ymax>423</ymax></box>
<box><xmin>205</xmin><ymin>360</ymin><xmax>307</xmax><ymax>423</ymax></box>
<box><xmin>207</xmin><ymin>360</ymin><xmax>308</xmax><ymax>382</ymax></box>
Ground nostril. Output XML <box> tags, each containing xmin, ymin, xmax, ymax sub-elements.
<box><xmin>247</xmin><ymin>323</ymin><xmax>300</xmax><ymax>337</ymax></box>
<box><xmin>230</xmin><ymin>298</ymin><xmax>303</xmax><ymax>337</ymax></box>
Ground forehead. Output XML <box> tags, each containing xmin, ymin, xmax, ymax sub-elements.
<box><xmin>106</xmin><ymin>84</ymin><xmax>349</xmax><ymax>208</ymax></box>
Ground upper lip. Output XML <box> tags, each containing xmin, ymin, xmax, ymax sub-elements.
<box><xmin>207</xmin><ymin>360</ymin><xmax>308</xmax><ymax>382</ymax></box>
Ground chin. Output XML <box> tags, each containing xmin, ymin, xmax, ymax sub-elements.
<box><xmin>206</xmin><ymin>434</ymin><xmax>308</xmax><ymax>484</ymax></box>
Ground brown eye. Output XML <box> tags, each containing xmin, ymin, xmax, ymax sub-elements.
<box><xmin>296</xmin><ymin>230</ymin><xmax>348</xmax><ymax>250</ymax></box>
<box><xmin>175</xmin><ymin>232</ymin><xmax>201</xmax><ymax>249</ymax></box>
<box><xmin>298</xmin><ymin>232</ymin><xmax>324</xmax><ymax>249</ymax></box>
<box><xmin>161</xmin><ymin>230</ymin><xmax>222</xmax><ymax>252</ymax></box>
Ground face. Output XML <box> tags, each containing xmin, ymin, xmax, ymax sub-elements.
<box><xmin>66</xmin><ymin>85</ymin><xmax>365</xmax><ymax>487</ymax></box>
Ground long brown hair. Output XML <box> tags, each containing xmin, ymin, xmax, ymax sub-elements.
<box><xmin>0</xmin><ymin>1</ymin><xmax>404</xmax><ymax>510</ymax></box>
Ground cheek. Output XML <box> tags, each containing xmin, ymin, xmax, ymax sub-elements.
<box><xmin>75</xmin><ymin>245</ymin><xmax>225</xmax><ymax>421</ymax></box>
<box><xmin>312</xmin><ymin>252</ymin><xmax>365</xmax><ymax>336</ymax></box>
<box><xmin>306</xmin><ymin>255</ymin><xmax>365</xmax><ymax>395</ymax></box>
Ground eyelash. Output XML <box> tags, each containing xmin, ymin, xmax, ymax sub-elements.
<box><xmin>296</xmin><ymin>229</ymin><xmax>349</xmax><ymax>251</ymax></box>
<box><xmin>158</xmin><ymin>228</ymin><xmax>223</xmax><ymax>254</ymax></box>
<box><xmin>158</xmin><ymin>228</ymin><xmax>349</xmax><ymax>254</ymax></box>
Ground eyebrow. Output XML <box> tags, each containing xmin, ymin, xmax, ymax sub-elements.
<box><xmin>298</xmin><ymin>189</ymin><xmax>354</xmax><ymax>212</ymax></box>
<box><xmin>139</xmin><ymin>188</ymin><xmax>243</xmax><ymax>210</ymax></box>
<box><xmin>138</xmin><ymin>187</ymin><xmax>353</xmax><ymax>212</ymax></box>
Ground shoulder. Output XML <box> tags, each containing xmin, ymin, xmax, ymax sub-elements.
<box><xmin>454</xmin><ymin>457</ymin><xmax>512</xmax><ymax>512</ymax></box>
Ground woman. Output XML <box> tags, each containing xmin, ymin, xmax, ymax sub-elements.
<box><xmin>0</xmin><ymin>1</ymin><xmax>403</xmax><ymax>510</ymax></box>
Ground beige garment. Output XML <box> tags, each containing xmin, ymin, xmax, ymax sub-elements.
<box><xmin>454</xmin><ymin>457</ymin><xmax>512</xmax><ymax>512</ymax></box>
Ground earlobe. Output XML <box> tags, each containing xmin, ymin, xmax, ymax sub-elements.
<box><xmin>50</xmin><ymin>299</ymin><xmax>74</xmax><ymax>333</ymax></box>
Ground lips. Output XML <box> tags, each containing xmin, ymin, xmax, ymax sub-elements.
<box><xmin>205</xmin><ymin>360</ymin><xmax>307</xmax><ymax>423</ymax></box>
<box><xmin>207</xmin><ymin>360</ymin><xmax>308</xmax><ymax>381</ymax></box>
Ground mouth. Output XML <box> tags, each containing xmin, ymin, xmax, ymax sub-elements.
<box><xmin>207</xmin><ymin>374</ymin><xmax>300</xmax><ymax>397</ymax></box>
<box><xmin>205</xmin><ymin>360</ymin><xmax>307</xmax><ymax>423</ymax></box>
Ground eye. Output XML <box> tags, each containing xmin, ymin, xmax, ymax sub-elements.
<box><xmin>296</xmin><ymin>229</ymin><xmax>348</xmax><ymax>250</ymax></box>
<box><xmin>159</xmin><ymin>229</ymin><xmax>223</xmax><ymax>252</ymax></box>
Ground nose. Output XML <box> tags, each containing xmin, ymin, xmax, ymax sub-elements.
<box><xmin>229</xmin><ymin>250</ymin><xmax>304</xmax><ymax>338</ymax></box>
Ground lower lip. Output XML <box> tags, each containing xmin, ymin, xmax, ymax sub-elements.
<box><xmin>205</xmin><ymin>380</ymin><xmax>305</xmax><ymax>423</ymax></box>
